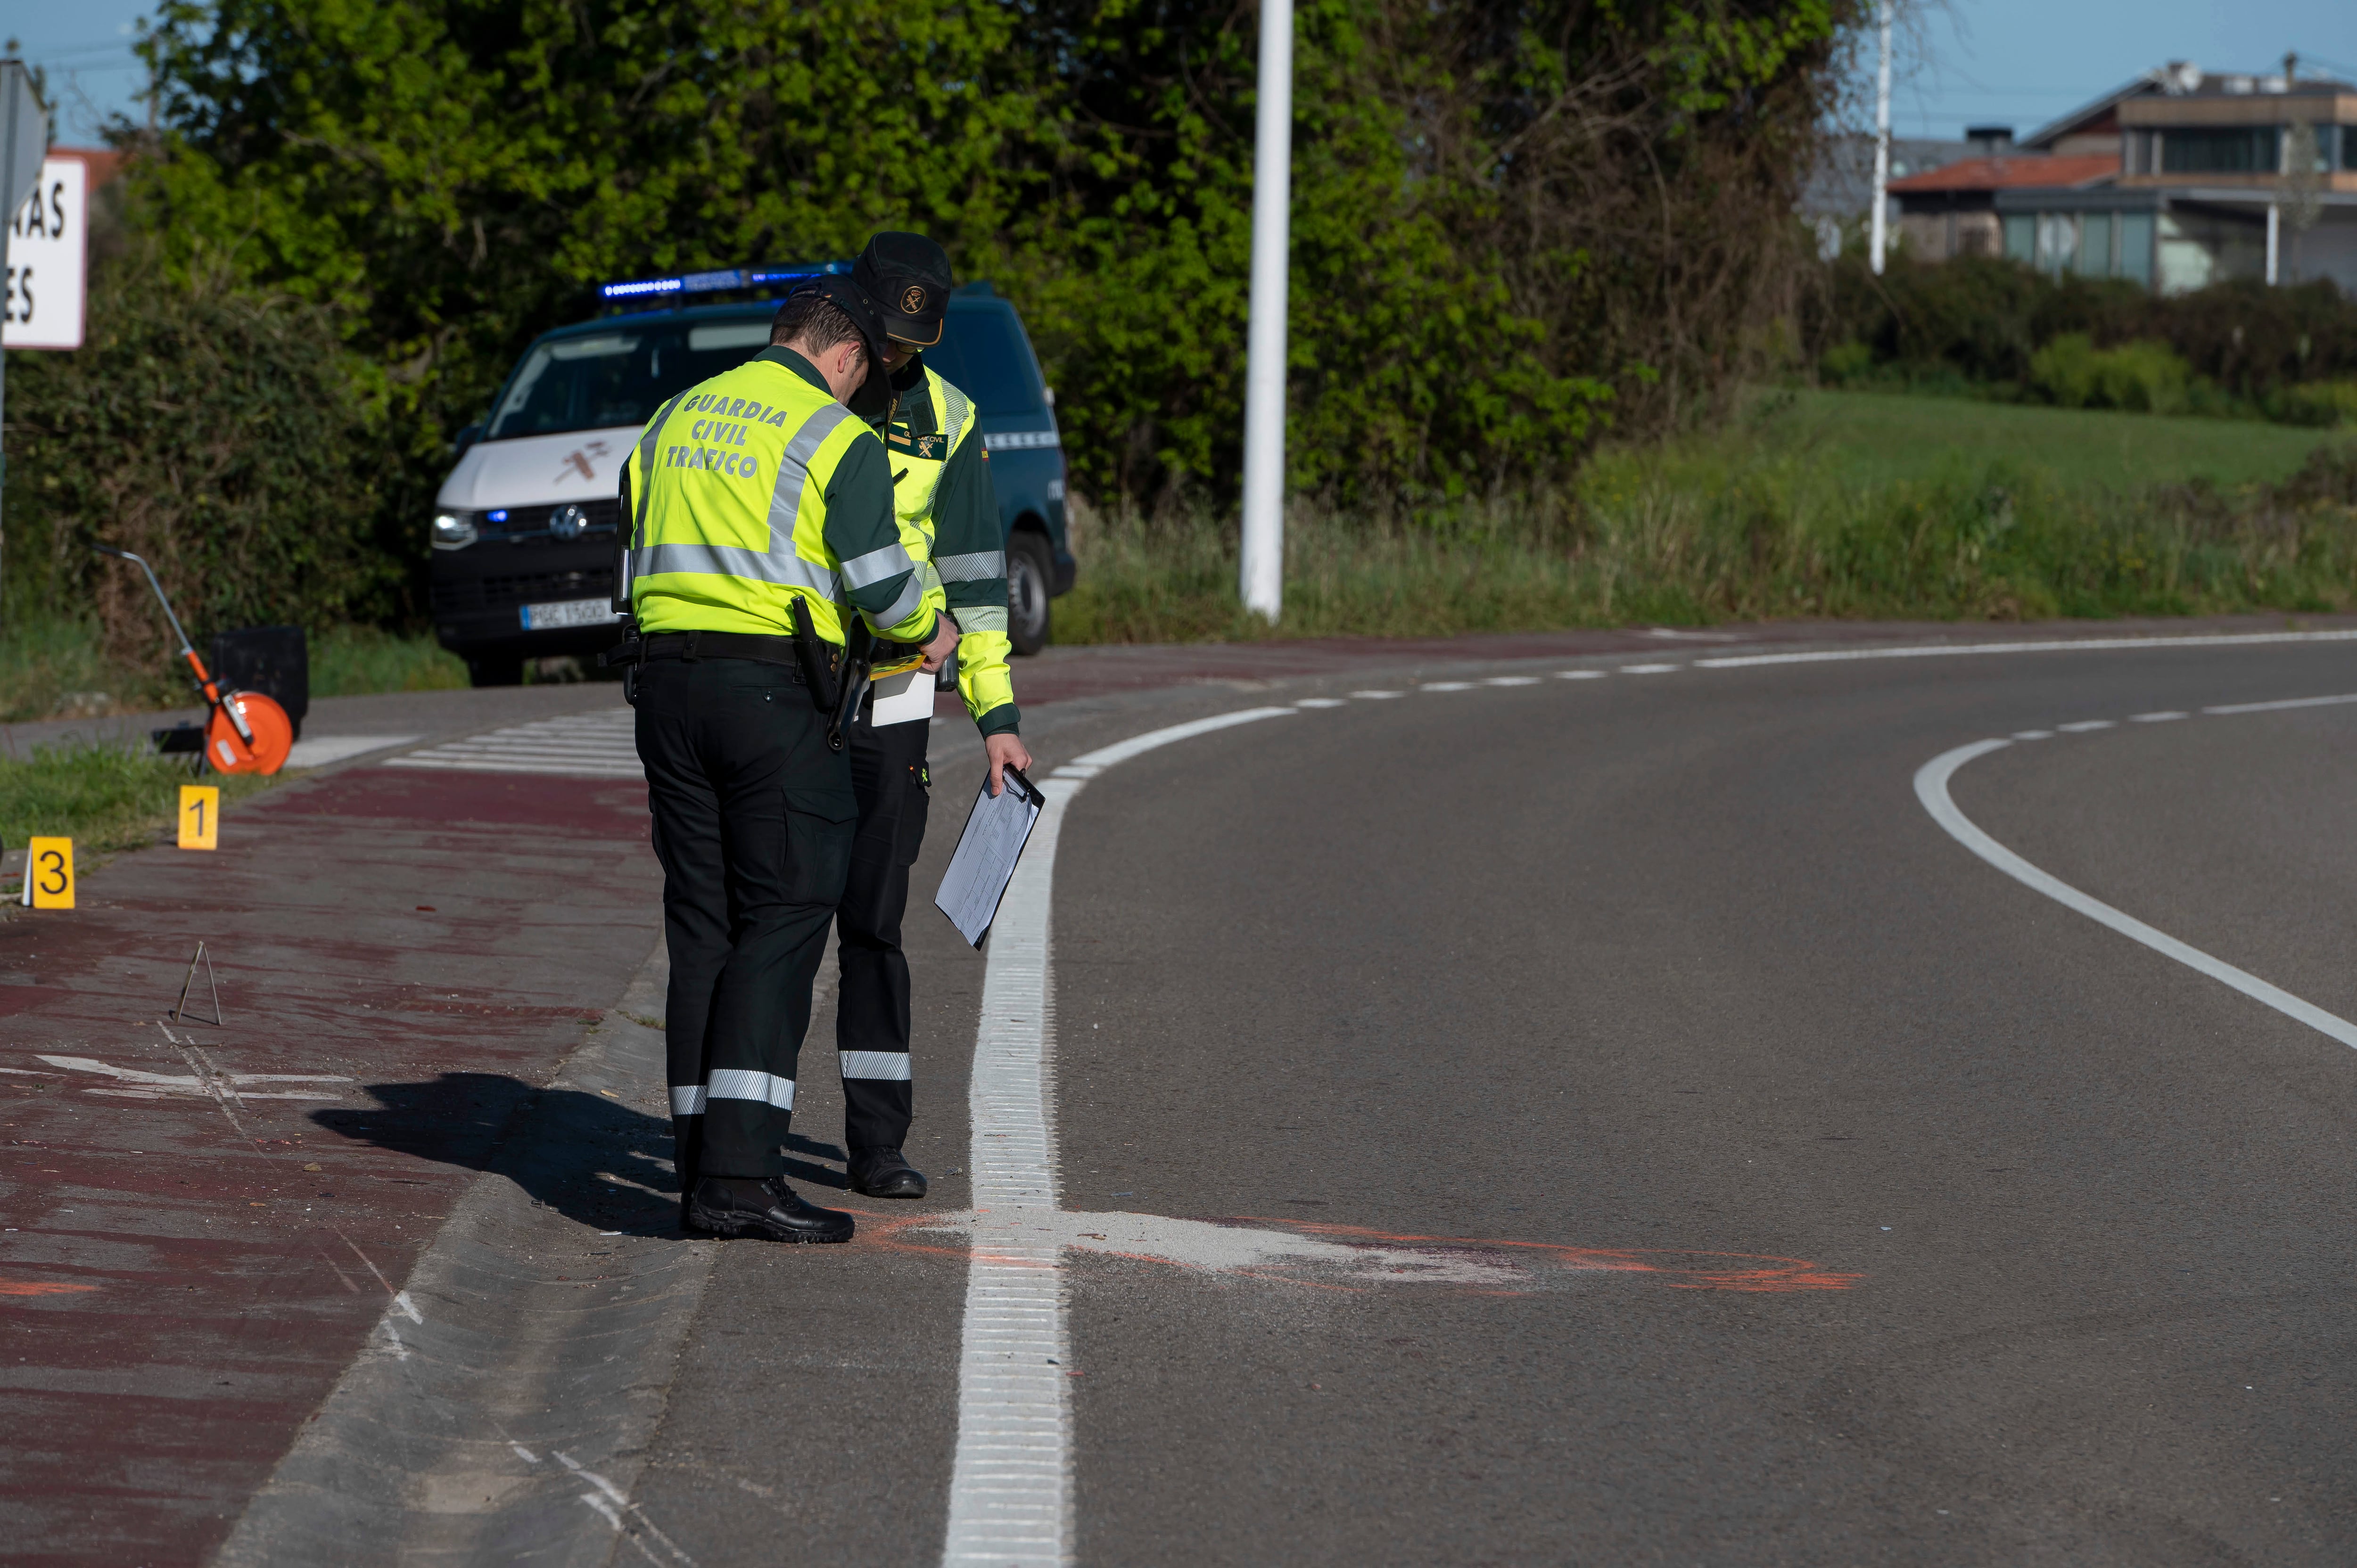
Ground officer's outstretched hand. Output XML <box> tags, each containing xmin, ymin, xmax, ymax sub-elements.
<box><xmin>985</xmin><ymin>732</ymin><xmax>1033</xmax><ymax>797</ymax></box>
<box><xmin>918</xmin><ymin>613</ymin><xmax>961</xmax><ymax>673</ymax></box>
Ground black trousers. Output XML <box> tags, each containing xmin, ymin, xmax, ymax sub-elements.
<box><xmin>635</xmin><ymin>657</ymin><xmax>857</xmax><ymax>1183</ymax></box>
<box><xmin>836</xmin><ymin>707</ymin><xmax>931</xmax><ymax>1152</ymax></box>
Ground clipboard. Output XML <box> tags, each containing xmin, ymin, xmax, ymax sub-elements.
<box><xmin>934</xmin><ymin>766</ymin><xmax>1045</xmax><ymax>948</ymax></box>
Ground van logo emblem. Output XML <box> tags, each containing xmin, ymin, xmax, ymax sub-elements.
<box><xmin>550</xmin><ymin>504</ymin><xmax>588</xmax><ymax>540</ymax></box>
<box><xmin>900</xmin><ymin>286</ymin><xmax>926</xmax><ymax>315</ymax></box>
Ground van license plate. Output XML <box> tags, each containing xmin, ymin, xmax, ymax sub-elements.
<box><xmin>520</xmin><ymin>597</ymin><xmax>619</xmax><ymax>631</ymax></box>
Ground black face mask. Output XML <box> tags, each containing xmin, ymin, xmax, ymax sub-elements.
<box><xmin>846</xmin><ymin>353</ymin><xmax>897</xmax><ymax>427</ymax></box>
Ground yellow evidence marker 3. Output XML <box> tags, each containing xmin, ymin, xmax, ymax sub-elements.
<box><xmin>27</xmin><ymin>837</ymin><xmax>74</xmax><ymax>909</ymax></box>
<box><xmin>179</xmin><ymin>785</ymin><xmax>221</xmax><ymax>850</ymax></box>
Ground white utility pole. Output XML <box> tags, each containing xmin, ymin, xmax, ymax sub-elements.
<box><xmin>1237</xmin><ymin>0</ymin><xmax>1294</xmax><ymax>622</ymax></box>
<box><xmin>1870</xmin><ymin>0</ymin><xmax>1892</xmax><ymax>275</ymax></box>
<box><xmin>2266</xmin><ymin>202</ymin><xmax>2281</xmax><ymax>284</ymax></box>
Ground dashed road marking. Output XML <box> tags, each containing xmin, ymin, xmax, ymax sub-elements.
<box><xmin>1619</xmin><ymin>663</ymin><xmax>1680</xmax><ymax>674</ymax></box>
<box><xmin>1418</xmin><ymin>681</ymin><xmax>1476</xmax><ymax>692</ymax></box>
<box><xmin>1350</xmin><ymin>690</ymin><xmax>1406</xmax><ymax>699</ymax></box>
<box><xmin>2056</xmin><ymin>719</ymin><xmax>2116</xmax><ymax>732</ymax></box>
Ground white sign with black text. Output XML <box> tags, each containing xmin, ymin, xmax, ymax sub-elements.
<box><xmin>4</xmin><ymin>157</ymin><xmax>88</xmax><ymax>351</ymax></box>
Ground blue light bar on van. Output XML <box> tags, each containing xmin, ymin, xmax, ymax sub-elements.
<box><xmin>598</xmin><ymin>261</ymin><xmax>851</xmax><ymax>301</ymax></box>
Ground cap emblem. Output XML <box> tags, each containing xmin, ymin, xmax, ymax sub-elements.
<box><xmin>901</xmin><ymin>285</ymin><xmax>927</xmax><ymax>315</ymax></box>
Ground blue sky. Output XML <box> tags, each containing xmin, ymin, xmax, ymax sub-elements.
<box><xmin>8</xmin><ymin>0</ymin><xmax>2356</xmax><ymax>148</ymax></box>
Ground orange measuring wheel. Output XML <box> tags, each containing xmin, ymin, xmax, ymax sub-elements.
<box><xmin>205</xmin><ymin>690</ymin><xmax>294</xmax><ymax>775</ymax></box>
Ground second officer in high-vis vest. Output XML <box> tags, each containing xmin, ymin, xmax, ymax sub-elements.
<box><xmin>624</xmin><ymin>277</ymin><xmax>957</xmax><ymax>1243</ymax></box>
<box><xmin>831</xmin><ymin>233</ymin><xmax>1033</xmax><ymax>1200</ymax></box>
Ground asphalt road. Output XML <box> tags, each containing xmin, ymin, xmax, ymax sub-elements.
<box><xmin>16</xmin><ymin>626</ymin><xmax>2357</xmax><ymax>1565</ymax></box>
<box><xmin>609</xmin><ymin>632</ymin><xmax>2357</xmax><ymax>1566</ymax></box>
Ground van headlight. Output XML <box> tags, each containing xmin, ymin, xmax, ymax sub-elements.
<box><xmin>432</xmin><ymin>510</ymin><xmax>479</xmax><ymax>550</ymax></box>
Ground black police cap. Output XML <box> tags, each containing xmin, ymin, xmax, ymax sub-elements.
<box><xmin>854</xmin><ymin>232</ymin><xmax>953</xmax><ymax>347</ymax></box>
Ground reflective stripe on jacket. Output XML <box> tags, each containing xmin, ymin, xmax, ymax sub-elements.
<box><xmin>885</xmin><ymin>364</ymin><xmax>1017</xmax><ymax>731</ymax></box>
<box><xmin>626</xmin><ymin>349</ymin><xmax>941</xmax><ymax>646</ymax></box>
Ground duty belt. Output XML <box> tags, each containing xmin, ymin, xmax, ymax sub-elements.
<box><xmin>636</xmin><ymin>629</ymin><xmax>834</xmax><ymax>679</ymax></box>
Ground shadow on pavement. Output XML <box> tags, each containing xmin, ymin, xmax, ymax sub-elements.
<box><xmin>311</xmin><ymin>1072</ymin><xmax>857</xmax><ymax>1223</ymax></box>
<box><xmin>313</xmin><ymin>1072</ymin><xmax>680</xmax><ymax>1234</ymax></box>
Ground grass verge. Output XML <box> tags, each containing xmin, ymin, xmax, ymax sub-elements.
<box><xmin>1056</xmin><ymin>393</ymin><xmax>2357</xmax><ymax>643</ymax></box>
<box><xmin>0</xmin><ymin>609</ymin><xmax>468</xmax><ymax>723</ymax></box>
<box><xmin>0</xmin><ymin>742</ymin><xmax>278</xmax><ymax>863</ymax></box>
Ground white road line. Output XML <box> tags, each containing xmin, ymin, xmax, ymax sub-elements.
<box><xmin>1350</xmin><ymin>690</ymin><xmax>1405</xmax><ymax>699</ymax></box>
<box><xmin>1701</xmin><ymin>628</ymin><xmax>2357</xmax><ymax>669</ymax></box>
<box><xmin>1483</xmin><ymin>676</ymin><xmax>1542</xmax><ymax>686</ymax></box>
<box><xmin>2204</xmin><ymin>692</ymin><xmax>2357</xmax><ymax>716</ymax></box>
<box><xmin>1418</xmin><ymin>681</ymin><xmax>1475</xmax><ymax>692</ymax></box>
<box><xmin>383</xmin><ymin>709</ymin><xmax>640</xmax><ymax>779</ymax></box>
<box><xmin>1554</xmin><ymin>670</ymin><xmax>1607</xmax><ymax>680</ymax></box>
<box><xmin>1914</xmin><ymin>735</ymin><xmax>2357</xmax><ymax>1053</ymax></box>
<box><xmin>2130</xmin><ymin>711</ymin><xmax>2189</xmax><ymax>722</ymax></box>
<box><xmin>1294</xmin><ymin>698</ymin><xmax>1348</xmax><ymax>708</ymax></box>
<box><xmin>2055</xmin><ymin>720</ymin><xmax>2116</xmax><ymax>732</ymax></box>
<box><xmin>285</xmin><ymin>734</ymin><xmax>421</xmax><ymax>769</ymax></box>
<box><xmin>1619</xmin><ymin>663</ymin><xmax>1679</xmax><ymax>674</ymax></box>
<box><xmin>942</xmin><ymin>706</ymin><xmax>1294</xmax><ymax>1568</ymax></box>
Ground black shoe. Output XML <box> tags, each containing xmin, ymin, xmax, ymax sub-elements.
<box><xmin>847</xmin><ymin>1146</ymin><xmax>928</xmax><ymax>1199</ymax></box>
<box><xmin>685</xmin><ymin>1176</ymin><xmax>855</xmax><ymax>1243</ymax></box>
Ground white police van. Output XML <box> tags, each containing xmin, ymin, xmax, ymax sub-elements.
<box><xmin>430</xmin><ymin>264</ymin><xmax>1074</xmax><ymax>686</ymax></box>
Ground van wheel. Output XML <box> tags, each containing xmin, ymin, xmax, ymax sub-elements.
<box><xmin>467</xmin><ymin>654</ymin><xmax>525</xmax><ymax>688</ymax></box>
<box><xmin>1007</xmin><ymin>533</ymin><xmax>1053</xmax><ymax>656</ymax></box>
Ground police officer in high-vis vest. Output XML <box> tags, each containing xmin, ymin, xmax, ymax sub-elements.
<box><xmin>622</xmin><ymin>277</ymin><xmax>956</xmax><ymax>1243</ymax></box>
<box><xmin>829</xmin><ymin>233</ymin><xmax>1032</xmax><ymax>1200</ymax></box>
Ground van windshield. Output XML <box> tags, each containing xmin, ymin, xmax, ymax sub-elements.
<box><xmin>485</xmin><ymin>319</ymin><xmax>773</xmax><ymax>440</ymax></box>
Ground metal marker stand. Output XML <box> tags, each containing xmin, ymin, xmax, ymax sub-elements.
<box><xmin>172</xmin><ymin>941</ymin><xmax>225</xmax><ymax>1026</ymax></box>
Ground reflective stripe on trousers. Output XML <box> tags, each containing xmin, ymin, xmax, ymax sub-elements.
<box><xmin>670</xmin><ymin>1070</ymin><xmax>796</xmax><ymax>1115</ymax></box>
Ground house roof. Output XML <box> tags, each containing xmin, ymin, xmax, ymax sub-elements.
<box><xmin>1887</xmin><ymin>154</ymin><xmax>2119</xmax><ymax>194</ymax></box>
<box><xmin>2022</xmin><ymin>73</ymin><xmax>2164</xmax><ymax>150</ymax></box>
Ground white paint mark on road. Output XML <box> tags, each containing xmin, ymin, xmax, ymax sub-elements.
<box><xmin>1619</xmin><ymin>664</ymin><xmax>1680</xmax><ymax>674</ymax></box>
<box><xmin>2130</xmin><ymin>711</ymin><xmax>2189</xmax><ymax>722</ymax></box>
<box><xmin>2055</xmin><ymin>720</ymin><xmax>2116</xmax><ymax>732</ymax></box>
<box><xmin>2011</xmin><ymin>730</ymin><xmax>2053</xmax><ymax>740</ymax></box>
<box><xmin>1349</xmin><ymin>690</ymin><xmax>1405</xmax><ymax>699</ymax></box>
<box><xmin>384</xmin><ymin>709</ymin><xmax>639</xmax><ymax>780</ymax></box>
<box><xmin>2204</xmin><ymin>692</ymin><xmax>2357</xmax><ymax>716</ymax></box>
<box><xmin>1483</xmin><ymin>676</ymin><xmax>1543</xmax><ymax>687</ymax></box>
<box><xmin>1554</xmin><ymin>669</ymin><xmax>1607</xmax><ymax>680</ymax></box>
<box><xmin>1700</xmin><ymin>628</ymin><xmax>2357</xmax><ymax>669</ymax></box>
<box><xmin>391</xmin><ymin>1289</ymin><xmax>423</xmax><ymax>1324</ymax></box>
<box><xmin>942</xmin><ymin>706</ymin><xmax>1295</xmax><ymax>1568</ymax></box>
<box><xmin>1915</xmin><ymin>739</ymin><xmax>2357</xmax><ymax>1052</ymax></box>
<box><xmin>1418</xmin><ymin>681</ymin><xmax>1476</xmax><ymax>692</ymax></box>
<box><xmin>284</xmin><ymin>734</ymin><xmax>421</xmax><ymax>769</ymax></box>
<box><xmin>1293</xmin><ymin>698</ymin><xmax>1349</xmax><ymax>708</ymax></box>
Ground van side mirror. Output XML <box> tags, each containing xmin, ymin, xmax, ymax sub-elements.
<box><xmin>452</xmin><ymin>423</ymin><xmax>484</xmax><ymax>459</ymax></box>
<box><xmin>1043</xmin><ymin>387</ymin><xmax>1056</xmax><ymax>408</ymax></box>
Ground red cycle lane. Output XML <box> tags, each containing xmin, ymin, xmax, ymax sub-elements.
<box><xmin>0</xmin><ymin>761</ymin><xmax>662</xmax><ymax>1568</ymax></box>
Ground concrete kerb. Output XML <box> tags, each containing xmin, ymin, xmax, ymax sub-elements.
<box><xmin>214</xmin><ymin>936</ymin><xmax>715</xmax><ymax>1568</ymax></box>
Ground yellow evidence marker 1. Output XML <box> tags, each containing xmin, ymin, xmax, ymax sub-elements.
<box><xmin>28</xmin><ymin>837</ymin><xmax>74</xmax><ymax>909</ymax></box>
<box><xmin>179</xmin><ymin>785</ymin><xmax>221</xmax><ymax>850</ymax></box>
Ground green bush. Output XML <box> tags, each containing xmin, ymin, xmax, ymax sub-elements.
<box><xmin>1811</xmin><ymin>252</ymin><xmax>2357</xmax><ymax>413</ymax></box>
<box><xmin>1819</xmin><ymin>340</ymin><xmax>1875</xmax><ymax>386</ymax></box>
<box><xmin>3</xmin><ymin>237</ymin><xmax>397</xmax><ymax>665</ymax></box>
<box><xmin>2265</xmin><ymin>380</ymin><xmax>2357</xmax><ymax>429</ymax></box>
<box><xmin>2029</xmin><ymin>334</ymin><xmax>2190</xmax><ymax>414</ymax></box>
<box><xmin>131</xmin><ymin>0</ymin><xmax>1849</xmax><ymax>513</ymax></box>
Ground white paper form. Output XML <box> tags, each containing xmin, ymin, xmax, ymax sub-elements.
<box><xmin>934</xmin><ymin>768</ymin><xmax>1044</xmax><ymax>947</ymax></box>
<box><xmin>867</xmin><ymin>666</ymin><xmax>938</xmax><ymax>727</ymax></box>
